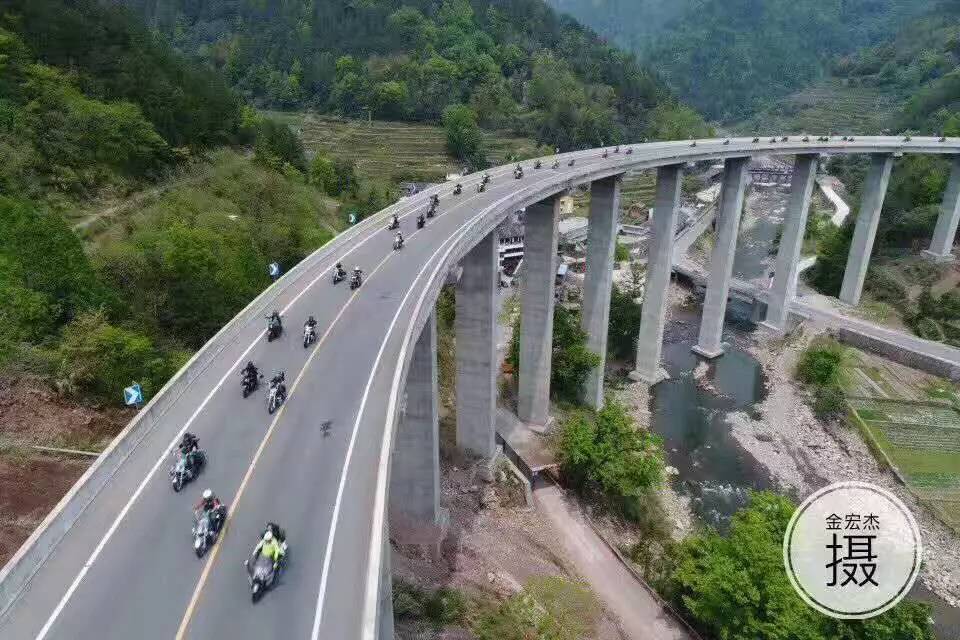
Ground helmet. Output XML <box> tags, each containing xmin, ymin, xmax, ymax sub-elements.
<box><xmin>247</xmin><ymin>361</ymin><xmax>254</xmax><ymax>369</ymax></box>
<box><xmin>308</xmin><ymin>315</ymin><xmax>315</xmax><ymax>322</ymax></box>
<box><xmin>355</xmin><ymin>266</ymin><xmax>360</xmax><ymax>271</ymax></box>
<box><xmin>202</xmin><ymin>489</ymin><xmax>213</xmax><ymax>501</ymax></box>
<box><xmin>336</xmin><ymin>261</ymin><xmax>342</xmax><ymax>268</ymax></box>
<box><xmin>263</xmin><ymin>530</ymin><xmax>273</xmax><ymax>543</ymax></box>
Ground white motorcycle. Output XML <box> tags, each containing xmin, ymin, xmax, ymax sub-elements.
<box><xmin>303</xmin><ymin>324</ymin><xmax>316</xmax><ymax>349</ymax></box>
<box><xmin>267</xmin><ymin>382</ymin><xmax>286</xmax><ymax>414</ymax></box>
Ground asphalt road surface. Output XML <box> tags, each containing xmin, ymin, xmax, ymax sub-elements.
<box><xmin>1</xmin><ymin>137</ymin><xmax>954</xmax><ymax>640</ymax></box>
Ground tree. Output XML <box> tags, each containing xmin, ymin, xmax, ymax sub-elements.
<box><xmin>309</xmin><ymin>154</ymin><xmax>337</xmax><ymax>195</ymax></box>
<box><xmin>442</xmin><ymin>104</ymin><xmax>484</xmax><ymax>167</ymax></box>
<box><xmin>660</xmin><ymin>492</ymin><xmax>934</xmax><ymax>640</ymax></box>
<box><xmin>550</xmin><ymin>306</ymin><xmax>602</xmax><ymax>401</ymax></box>
<box><xmin>253</xmin><ymin>119</ymin><xmax>306</xmax><ymax>172</ymax></box>
<box><xmin>608</xmin><ymin>285</ymin><xmax>643</xmax><ymax>361</ymax></box>
<box><xmin>370</xmin><ymin>81</ymin><xmax>409</xmax><ymax>119</ymax></box>
<box><xmin>557</xmin><ymin>400</ymin><xmax>665</xmax><ymax>506</ymax></box>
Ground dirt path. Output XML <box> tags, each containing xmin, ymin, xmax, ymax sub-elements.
<box><xmin>534</xmin><ymin>482</ymin><xmax>693</xmax><ymax>640</ymax></box>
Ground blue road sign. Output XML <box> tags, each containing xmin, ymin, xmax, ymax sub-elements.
<box><xmin>123</xmin><ymin>383</ymin><xmax>143</xmax><ymax>407</ymax></box>
<box><xmin>268</xmin><ymin>262</ymin><xmax>281</xmax><ymax>279</ymax></box>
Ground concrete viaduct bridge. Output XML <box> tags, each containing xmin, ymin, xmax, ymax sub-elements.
<box><xmin>2</xmin><ymin>137</ymin><xmax>960</xmax><ymax>640</ymax></box>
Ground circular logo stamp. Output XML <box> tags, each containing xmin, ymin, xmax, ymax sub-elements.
<box><xmin>783</xmin><ymin>481</ymin><xmax>922</xmax><ymax>619</ymax></box>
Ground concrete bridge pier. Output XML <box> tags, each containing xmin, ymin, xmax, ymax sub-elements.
<box><xmin>762</xmin><ymin>154</ymin><xmax>819</xmax><ymax>332</ymax></box>
<box><xmin>924</xmin><ymin>156</ymin><xmax>960</xmax><ymax>262</ymax></box>
<box><xmin>581</xmin><ymin>176</ymin><xmax>623</xmax><ymax>408</ymax></box>
<box><xmin>839</xmin><ymin>153</ymin><xmax>894</xmax><ymax>306</ymax></box>
<box><xmin>456</xmin><ymin>232</ymin><xmax>498</xmax><ymax>457</ymax></box>
<box><xmin>390</xmin><ymin>312</ymin><xmax>441</xmax><ymax>525</ymax></box>
<box><xmin>693</xmin><ymin>157</ymin><xmax>750</xmax><ymax>358</ymax></box>
<box><xmin>518</xmin><ymin>196</ymin><xmax>561</xmax><ymax>427</ymax></box>
<box><xmin>630</xmin><ymin>165</ymin><xmax>683</xmax><ymax>384</ymax></box>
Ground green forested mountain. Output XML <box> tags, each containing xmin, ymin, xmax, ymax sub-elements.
<box><xmin>545</xmin><ymin>0</ymin><xmax>930</xmax><ymax>121</ymax></box>
<box><xmin>0</xmin><ymin>0</ymin><xmax>335</xmax><ymax>404</ymax></box>
<box><xmin>116</xmin><ymin>0</ymin><xmax>710</xmax><ymax>149</ymax></box>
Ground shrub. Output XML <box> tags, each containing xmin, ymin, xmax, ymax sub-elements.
<box><xmin>474</xmin><ymin>577</ymin><xmax>600</xmax><ymax>640</ymax></box>
<box><xmin>56</xmin><ymin>310</ymin><xmax>183</xmax><ymax>403</ymax></box>
<box><xmin>796</xmin><ymin>339</ymin><xmax>847</xmax><ymax>388</ymax></box>
<box><xmin>557</xmin><ymin>400</ymin><xmax>664</xmax><ymax>509</ymax></box>
<box><xmin>608</xmin><ymin>285</ymin><xmax>643</xmax><ymax>361</ymax></box>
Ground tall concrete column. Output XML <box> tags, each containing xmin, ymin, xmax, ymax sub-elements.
<box><xmin>377</xmin><ymin>521</ymin><xmax>394</xmax><ymax>640</ymax></box>
<box><xmin>630</xmin><ymin>164</ymin><xmax>683</xmax><ymax>384</ymax></box>
<box><xmin>389</xmin><ymin>313</ymin><xmax>440</xmax><ymax>524</ymax></box>
<box><xmin>839</xmin><ymin>153</ymin><xmax>894</xmax><ymax>306</ymax></box>
<box><xmin>693</xmin><ymin>157</ymin><xmax>750</xmax><ymax>358</ymax></box>
<box><xmin>456</xmin><ymin>232</ymin><xmax>498</xmax><ymax>458</ymax></box>
<box><xmin>518</xmin><ymin>196</ymin><xmax>561</xmax><ymax>426</ymax></box>
<box><xmin>924</xmin><ymin>156</ymin><xmax>960</xmax><ymax>262</ymax></box>
<box><xmin>581</xmin><ymin>176</ymin><xmax>622</xmax><ymax>408</ymax></box>
<box><xmin>761</xmin><ymin>154</ymin><xmax>819</xmax><ymax>332</ymax></box>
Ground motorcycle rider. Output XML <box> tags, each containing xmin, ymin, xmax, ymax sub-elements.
<box><xmin>334</xmin><ymin>261</ymin><xmax>346</xmax><ymax>280</ymax></box>
<box><xmin>178</xmin><ymin>432</ymin><xmax>200</xmax><ymax>472</ymax></box>
<box><xmin>417</xmin><ymin>212</ymin><xmax>425</xmax><ymax>228</ymax></box>
<box><xmin>389</xmin><ymin>213</ymin><xmax>399</xmax><ymax>230</ymax></box>
<box><xmin>242</xmin><ymin>360</ymin><xmax>259</xmax><ymax>383</ymax></box>
<box><xmin>395</xmin><ymin>232</ymin><xmax>403</xmax><ymax>249</ymax></box>
<box><xmin>195</xmin><ymin>489</ymin><xmax>225</xmax><ymax>532</ymax></box>
<box><xmin>353</xmin><ymin>266</ymin><xmax>363</xmax><ymax>284</ymax></box>
<box><xmin>454</xmin><ymin>183</ymin><xmax>462</xmax><ymax>195</ymax></box>
<box><xmin>251</xmin><ymin>528</ymin><xmax>285</xmax><ymax>571</ymax></box>
<box><xmin>304</xmin><ymin>315</ymin><xmax>317</xmax><ymax>331</ymax></box>
<box><xmin>268</xmin><ymin>310</ymin><xmax>282</xmax><ymax>333</ymax></box>
<box><xmin>269</xmin><ymin>371</ymin><xmax>286</xmax><ymax>399</ymax></box>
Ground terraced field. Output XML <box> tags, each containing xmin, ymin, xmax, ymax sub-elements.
<box><xmin>271</xmin><ymin>112</ymin><xmax>540</xmax><ymax>183</ymax></box>
<box><xmin>733</xmin><ymin>80</ymin><xmax>901</xmax><ymax>135</ymax></box>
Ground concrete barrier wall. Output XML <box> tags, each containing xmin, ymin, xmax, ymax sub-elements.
<box><xmin>833</xmin><ymin>327</ymin><xmax>960</xmax><ymax>381</ymax></box>
<box><xmin>0</xmin><ymin>203</ymin><xmax>398</xmax><ymax>615</ymax></box>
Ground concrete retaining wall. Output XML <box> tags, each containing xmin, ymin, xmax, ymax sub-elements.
<box><xmin>832</xmin><ymin>327</ymin><xmax>960</xmax><ymax>381</ymax></box>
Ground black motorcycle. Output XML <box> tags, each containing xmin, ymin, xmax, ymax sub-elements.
<box><xmin>241</xmin><ymin>372</ymin><xmax>260</xmax><ymax>398</ymax></box>
<box><xmin>514</xmin><ymin>167</ymin><xmax>523</xmax><ymax>179</ymax></box>
<box><xmin>477</xmin><ymin>182</ymin><xmax>486</xmax><ymax>193</ymax></box>
<box><xmin>332</xmin><ymin>267</ymin><xmax>346</xmax><ymax>284</ymax></box>
<box><xmin>387</xmin><ymin>216</ymin><xmax>399</xmax><ymax>231</ymax></box>
<box><xmin>426</xmin><ymin>204</ymin><xmax>436</xmax><ymax>218</ymax></box>
<box><xmin>267</xmin><ymin>381</ymin><xmax>286</xmax><ymax>414</ymax></box>
<box><xmin>303</xmin><ymin>323</ymin><xmax>317</xmax><ymax>349</ymax></box>
<box><xmin>193</xmin><ymin>505</ymin><xmax>226</xmax><ymax>558</ymax></box>
<box><xmin>534</xmin><ymin>160</ymin><xmax>542</xmax><ymax>169</ymax></box>
<box><xmin>170</xmin><ymin>449</ymin><xmax>205</xmax><ymax>492</ymax></box>
<box><xmin>454</xmin><ymin>183</ymin><xmax>463</xmax><ymax>195</ymax></box>
<box><xmin>568</xmin><ymin>158</ymin><xmax>576</xmax><ymax>167</ymax></box>
<box><xmin>266</xmin><ymin>317</ymin><xmax>282</xmax><ymax>342</ymax></box>
<box><xmin>552</xmin><ymin>160</ymin><xmax>560</xmax><ymax>169</ymax></box>
<box><xmin>417</xmin><ymin>215</ymin><xmax>425</xmax><ymax>229</ymax></box>
<box><xmin>350</xmin><ymin>271</ymin><xmax>363</xmax><ymax>290</ymax></box>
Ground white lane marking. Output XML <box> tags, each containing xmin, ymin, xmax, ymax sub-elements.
<box><xmin>309</xmin><ymin>168</ymin><xmax>572</xmax><ymax>639</ymax></box>
<box><xmin>29</xmin><ymin>183</ymin><xmax>476</xmax><ymax>640</ymax></box>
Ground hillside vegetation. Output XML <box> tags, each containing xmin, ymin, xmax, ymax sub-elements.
<box><xmin>547</xmin><ymin>0</ymin><xmax>929</xmax><ymax>121</ymax></box>
<box><xmin>0</xmin><ymin>1</ymin><xmax>340</xmax><ymax>406</ymax></box>
<box><xmin>118</xmin><ymin>0</ymin><xmax>710</xmax><ymax>149</ymax></box>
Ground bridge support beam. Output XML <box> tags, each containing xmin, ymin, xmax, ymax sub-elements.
<box><xmin>630</xmin><ymin>164</ymin><xmax>683</xmax><ymax>384</ymax></box>
<box><xmin>840</xmin><ymin>153</ymin><xmax>894</xmax><ymax>306</ymax></box>
<box><xmin>519</xmin><ymin>196</ymin><xmax>561</xmax><ymax>426</ymax></box>
<box><xmin>581</xmin><ymin>176</ymin><xmax>622</xmax><ymax>408</ymax></box>
<box><xmin>924</xmin><ymin>156</ymin><xmax>960</xmax><ymax>262</ymax></box>
<box><xmin>390</xmin><ymin>313</ymin><xmax>440</xmax><ymax>525</ymax></box>
<box><xmin>762</xmin><ymin>154</ymin><xmax>819</xmax><ymax>332</ymax></box>
<box><xmin>693</xmin><ymin>157</ymin><xmax>750</xmax><ymax>358</ymax></box>
<box><xmin>456</xmin><ymin>232</ymin><xmax>498</xmax><ymax>457</ymax></box>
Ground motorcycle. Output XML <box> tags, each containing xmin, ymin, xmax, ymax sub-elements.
<box><xmin>332</xmin><ymin>267</ymin><xmax>346</xmax><ymax>285</ymax></box>
<box><xmin>552</xmin><ymin>160</ymin><xmax>560</xmax><ymax>169</ymax></box>
<box><xmin>393</xmin><ymin>236</ymin><xmax>404</xmax><ymax>251</ymax></box>
<box><xmin>192</xmin><ymin>506</ymin><xmax>226</xmax><ymax>558</ymax></box>
<box><xmin>614</xmin><ymin>146</ymin><xmax>620</xmax><ymax>153</ymax></box>
<box><xmin>350</xmin><ymin>272</ymin><xmax>362</xmax><ymax>290</ymax></box>
<box><xmin>417</xmin><ymin>215</ymin><xmax>425</xmax><ymax>229</ymax></box>
<box><xmin>534</xmin><ymin>160</ymin><xmax>542</xmax><ymax>169</ymax></box>
<box><xmin>170</xmin><ymin>450</ymin><xmax>205</xmax><ymax>492</ymax></box>
<box><xmin>266</xmin><ymin>317</ymin><xmax>282</xmax><ymax>342</ymax></box>
<box><xmin>568</xmin><ymin>158</ymin><xmax>576</xmax><ymax>167</ymax></box>
<box><xmin>430</xmin><ymin>194</ymin><xmax>439</xmax><ymax>207</ymax></box>
<box><xmin>303</xmin><ymin>324</ymin><xmax>316</xmax><ymax>349</ymax></box>
<box><xmin>386</xmin><ymin>217</ymin><xmax>399</xmax><ymax>231</ymax></box>
<box><xmin>453</xmin><ymin>184</ymin><xmax>463</xmax><ymax>195</ymax></box>
<box><xmin>245</xmin><ymin>541</ymin><xmax>288</xmax><ymax>603</ymax></box>
<box><xmin>477</xmin><ymin>182</ymin><xmax>486</xmax><ymax>193</ymax></box>
<box><xmin>625</xmin><ymin>148</ymin><xmax>633</xmax><ymax>155</ymax></box>
<box><xmin>514</xmin><ymin>167</ymin><xmax>523</xmax><ymax>179</ymax></box>
<box><xmin>482</xmin><ymin>174</ymin><xmax>491</xmax><ymax>185</ymax></box>
<box><xmin>426</xmin><ymin>204</ymin><xmax>436</xmax><ymax>218</ymax></box>
<box><xmin>267</xmin><ymin>383</ymin><xmax>286</xmax><ymax>414</ymax></box>
<box><xmin>241</xmin><ymin>372</ymin><xmax>260</xmax><ymax>398</ymax></box>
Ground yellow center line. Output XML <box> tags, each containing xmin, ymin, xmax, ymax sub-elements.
<box><xmin>173</xmin><ymin>223</ymin><xmax>427</xmax><ymax>638</ymax></box>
